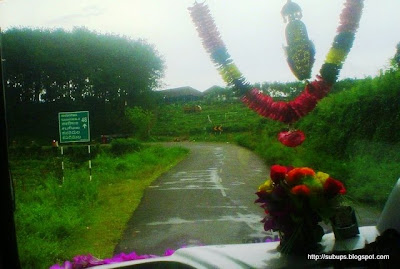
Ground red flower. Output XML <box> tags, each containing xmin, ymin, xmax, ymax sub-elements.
<box><xmin>270</xmin><ymin>165</ymin><xmax>288</xmax><ymax>183</ymax></box>
<box><xmin>278</xmin><ymin>130</ymin><xmax>306</xmax><ymax>147</ymax></box>
<box><xmin>323</xmin><ymin>177</ymin><xmax>346</xmax><ymax>198</ymax></box>
<box><xmin>291</xmin><ymin>184</ymin><xmax>311</xmax><ymax>196</ymax></box>
<box><xmin>287</xmin><ymin>167</ymin><xmax>315</xmax><ymax>185</ymax></box>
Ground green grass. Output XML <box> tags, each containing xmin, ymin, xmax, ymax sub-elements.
<box><xmin>62</xmin><ymin>145</ymin><xmax>189</xmax><ymax>259</ymax></box>
<box><xmin>12</xmin><ymin>144</ymin><xmax>189</xmax><ymax>268</ymax></box>
<box><xmin>151</xmin><ymin>102</ymin><xmax>261</xmax><ymax>140</ymax></box>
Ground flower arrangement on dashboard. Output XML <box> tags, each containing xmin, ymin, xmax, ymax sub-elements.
<box><xmin>255</xmin><ymin>164</ymin><xmax>346</xmax><ymax>253</ymax></box>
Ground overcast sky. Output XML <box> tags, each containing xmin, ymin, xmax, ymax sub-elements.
<box><xmin>1</xmin><ymin>0</ymin><xmax>399</xmax><ymax>91</ymax></box>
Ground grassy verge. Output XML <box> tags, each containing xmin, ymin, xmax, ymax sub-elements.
<box><xmin>12</xmin><ymin>144</ymin><xmax>189</xmax><ymax>268</ymax></box>
<box><xmin>64</xmin><ymin>146</ymin><xmax>189</xmax><ymax>259</ymax></box>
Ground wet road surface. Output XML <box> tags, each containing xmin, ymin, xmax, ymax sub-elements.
<box><xmin>114</xmin><ymin>142</ymin><xmax>274</xmax><ymax>255</ymax></box>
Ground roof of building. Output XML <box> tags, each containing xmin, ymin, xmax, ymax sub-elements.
<box><xmin>158</xmin><ymin>86</ymin><xmax>203</xmax><ymax>98</ymax></box>
<box><xmin>203</xmin><ymin>85</ymin><xmax>226</xmax><ymax>95</ymax></box>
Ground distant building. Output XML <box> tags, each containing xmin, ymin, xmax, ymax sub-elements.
<box><xmin>158</xmin><ymin>86</ymin><xmax>203</xmax><ymax>103</ymax></box>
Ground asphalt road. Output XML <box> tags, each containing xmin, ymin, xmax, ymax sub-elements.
<box><xmin>114</xmin><ymin>142</ymin><xmax>275</xmax><ymax>255</ymax></box>
<box><xmin>114</xmin><ymin>142</ymin><xmax>381</xmax><ymax>255</ymax></box>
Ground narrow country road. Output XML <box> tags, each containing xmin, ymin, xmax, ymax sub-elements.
<box><xmin>114</xmin><ymin>142</ymin><xmax>274</xmax><ymax>255</ymax></box>
<box><xmin>114</xmin><ymin>142</ymin><xmax>381</xmax><ymax>255</ymax></box>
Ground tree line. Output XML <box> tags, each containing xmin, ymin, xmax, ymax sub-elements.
<box><xmin>2</xmin><ymin>27</ymin><xmax>165</xmax><ymax>142</ymax></box>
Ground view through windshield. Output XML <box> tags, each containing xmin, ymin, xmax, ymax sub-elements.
<box><xmin>1</xmin><ymin>0</ymin><xmax>400</xmax><ymax>268</ymax></box>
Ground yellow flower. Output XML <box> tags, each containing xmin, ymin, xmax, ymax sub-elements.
<box><xmin>258</xmin><ymin>179</ymin><xmax>274</xmax><ymax>193</ymax></box>
<box><xmin>315</xmin><ymin>172</ymin><xmax>330</xmax><ymax>184</ymax></box>
<box><xmin>325</xmin><ymin>47</ymin><xmax>347</xmax><ymax>65</ymax></box>
<box><xmin>219</xmin><ymin>63</ymin><xmax>242</xmax><ymax>82</ymax></box>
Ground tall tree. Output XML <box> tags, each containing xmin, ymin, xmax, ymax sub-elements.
<box><xmin>2</xmin><ymin>27</ymin><xmax>165</xmax><ymax>141</ymax></box>
<box><xmin>3</xmin><ymin>27</ymin><xmax>165</xmax><ymax>105</ymax></box>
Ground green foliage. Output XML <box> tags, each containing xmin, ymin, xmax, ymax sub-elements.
<box><xmin>12</xmin><ymin>144</ymin><xmax>188</xmax><ymax>268</ymax></box>
<box><xmin>344</xmin><ymin>140</ymin><xmax>400</xmax><ymax>205</ymax></box>
<box><xmin>202</xmin><ymin>85</ymin><xmax>237</xmax><ymax>104</ymax></box>
<box><xmin>15</xmin><ymin>174</ymin><xmax>96</xmax><ymax>268</ymax></box>
<box><xmin>9</xmin><ymin>144</ymin><xmax>56</xmax><ymax>160</ymax></box>
<box><xmin>392</xmin><ymin>42</ymin><xmax>400</xmax><ymax>68</ymax></box>
<box><xmin>125</xmin><ymin>106</ymin><xmax>155</xmax><ymax>139</ymax></box>
<box><xmin>298</xmin><ymin>68</ymin><xmax>400</xmax><ymax>158</ymax></box>
<box><xmin>62</xmin><ymin>145</ymin><xmax>101</xmax><ymax>163</ymax></box>
<box><xmin>109</xmin><ymin>138</ymin><xmax>142</xmax><ymax>156</ymax></box>
<box><xmin>3</xmin><ymin>27</ymin><xmax>164</xmax><ymax>105</ymax></box>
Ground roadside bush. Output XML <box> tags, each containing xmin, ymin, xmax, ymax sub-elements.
<box><xmin>110</xmin><ymin>138</ymin><xmax>142</xmax><ymax>156</ymax></box>
<box><xmin>62</xmin><ymin>145</ymin><xmax>101</xmax><ymax>164</ymax></box>
<box><xmin>235</xmin><ymin>133</ymin><xmax>257</xmax><ymax>150</ymax></box>
<box><xmin>125</xmin><ymin>106</ymin><xmax>154</xmax><ymax>139</ymax></box>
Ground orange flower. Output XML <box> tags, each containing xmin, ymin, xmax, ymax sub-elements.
<box><xmin>291</xmin><ymin>184</ymin><xmax>311</xmax><ymax>196</ymax></box>
<box><xmin>287</xmin><ymin>167</ymin><xmax>315</xmax><ymax>185</ymax></box>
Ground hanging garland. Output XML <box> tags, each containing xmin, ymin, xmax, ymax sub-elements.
<box><xmin>189</xmin><ymin>0</ymin><xmax>364</xmax><ymax>128</ymax></box>
<box><xmin>188</xmin><ymin>2</ymin><xmax>252</xmax><ymax>95</ymax></box>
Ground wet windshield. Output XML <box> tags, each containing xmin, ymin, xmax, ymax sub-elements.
<box><xmin>1</xmin><ymin>0</ymin><xmax>400</xmax><ymax>268</ymax></box>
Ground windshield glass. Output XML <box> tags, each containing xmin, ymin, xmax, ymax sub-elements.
<box><xmin>1</xmin><ymin>0</ymin><xmax>400</xmax><ymax>268</ymax></box>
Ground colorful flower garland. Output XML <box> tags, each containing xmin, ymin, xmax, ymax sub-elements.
<box><xmin>189</xmin><ymin>0</ymin><xmax>364</xmax><ymax>124</ymax></box>
<box><xmin>188</xmin><ymin>2</ymin><xmax>252</xmax><ymax>95</ymax></box>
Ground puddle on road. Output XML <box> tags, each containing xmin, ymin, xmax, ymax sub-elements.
<box><xmin>154</xmin><ymin>158</ymin><xmax>228</xmax><ymax>197</ymax></box>
<box><xmin>146</xmin><ymin>213</ymin><xmax>263</xmax><ymax>227</ymax></box>
<box><xmin>196</xmin><ymin>205</ymin><xmax>248</xmax><ymax>209</ymax></box>
<box><xmin>214</xmin><ymin>147</ymin><xmax>225</xmax><ymax>166</ymax></box>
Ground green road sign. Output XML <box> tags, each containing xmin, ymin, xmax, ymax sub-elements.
<box><xmin>58</xmin><ymin>111</ymin><xmax>90</xmax><ymax>143</ymax></box>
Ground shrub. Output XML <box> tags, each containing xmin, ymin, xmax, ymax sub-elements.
<box><xmin>63</xmin><ymin>146</ymin><xmax>90</xmax><ymax>163</ymax></box>
<box><xmin>125</xmin><ymin>106</ymin><xmax>154</xmax><ymax>139</ymax></box>
<box><xmin>110</xmin><ymin>139</ymin><xmax>142</xmax><ymax>156</ymax></box>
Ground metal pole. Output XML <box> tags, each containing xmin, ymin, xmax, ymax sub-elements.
<box><xmin>60</xmin><ymin>146</ymin><xmax>64</xmax><ymax>183</ymax></box>
<box><xmin>88</xmin><ymin>145</ymin><xmax>92</xmax><ymax>181</ymax></box>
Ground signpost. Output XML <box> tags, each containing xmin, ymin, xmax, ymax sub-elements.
<box><xmin>58</xmin><ymin>111</ymin><xmax>92</xmax><ymax>181</ymax></box>
<box><xmin>58</xmin><ymin>111</ymin><xmax>90</xmax><ymax>143</ymax></box>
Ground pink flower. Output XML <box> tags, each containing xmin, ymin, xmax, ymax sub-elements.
<box><xmin>164</xmin><ymin>249</ymin><xmax>175</xmax><ymax>256</ymax></box>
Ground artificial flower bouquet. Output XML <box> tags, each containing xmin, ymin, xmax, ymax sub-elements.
<box><xmin>256</xmin><ymin>165</ymin><xmax>346</xmax><ymax>254</ymax></box>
